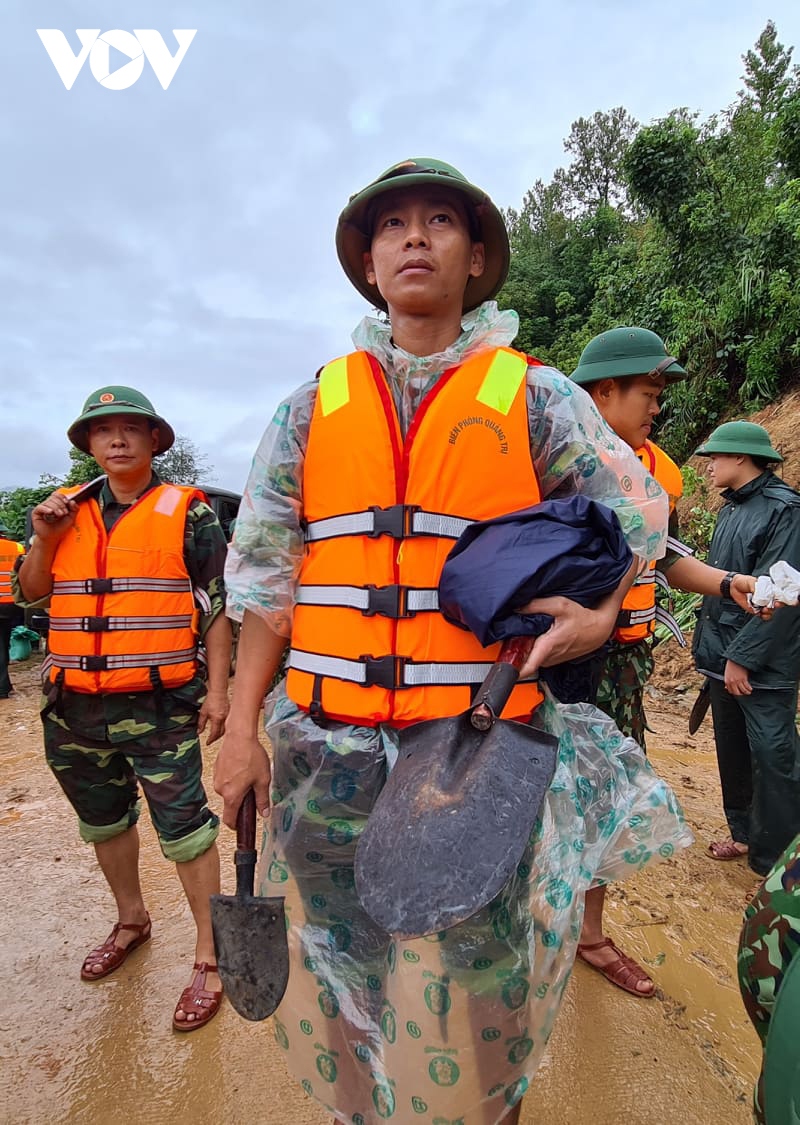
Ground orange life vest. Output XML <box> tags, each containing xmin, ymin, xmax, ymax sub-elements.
<box><xmin>286</xmin><ymin>346</ymin><xmax>545</xmax><ymax>726</ymax></box>
<box><xmin>0</xmin><ymin>537</ymin><xmax>23</xmax><ymax>603</ymax></box>
<box><xmin>614</xmin><ymin>440</ymin><xmax>683</xmax><ymax>644</ymax></box>
<box><xmin>46</xmin><ymin>483</ymin><xmax>201</xmax><ymax>693</ymax></box>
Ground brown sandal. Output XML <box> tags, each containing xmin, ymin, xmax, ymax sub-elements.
<box><xmin>708</xmin><ymin>839</ymin><xmax>749</xmax><ymax>860</ymax></box>
<box><xmin>173</xmin><ymin>962</ymin><xmax>223</xmax><ymax>1032</ymax></box>
<box><xmin>80</xmin><ymin>914</ymin><xmax>152</xmax><ymax>981</ymax></box>
<box><xmin>577</xmin><ymin>938</ymin><xmax>655</xmax><ymax>998</ymax></box>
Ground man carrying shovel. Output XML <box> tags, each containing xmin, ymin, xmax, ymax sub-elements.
<box><xmin>215</xmin><ymin>158</ymin><xmax>691</xmax><ymax>1123</ymax></box>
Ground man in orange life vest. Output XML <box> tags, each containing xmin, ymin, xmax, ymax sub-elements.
<box><xmin>17</xmin><ymin>387</ymin><xmax>231</xmax><ymax>1031</ymax></box>
<box><xmin>213</xmin><ymin>159</ymin><xmax>691</xmax><ymax>1124</ymax></box>
<box><xmin>570</xmin><ymin>327</ymin><xmax>757</xmax><ymax>999</ymax></box>
<box><xmin>0</xmin><ymin>522</ymin><xmax>24</xmax><ymax>699</ymax></box>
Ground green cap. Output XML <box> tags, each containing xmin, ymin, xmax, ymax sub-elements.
<box><xmin>68</xmin><ymin>386</ymin><xmax>175</xmax><ymax>455</ymax></box>
<box><xmin>0</xmin><ymin>522</ymin><xmax>13</xmax><ymax>538</ymax></box>
<box><xmin>570</xmin><ymin>326</ymin><xmax>687</xmax><ymax>386</ymax></box>
<box><xmin>336</xmin><ymin>157</ymin><xmax>510</xmax><ymax>313</ymax></box>
<box><xmin>695</xmin><ymin>420</ymin><xmax>783</xmax><ymax>462</ymax></box>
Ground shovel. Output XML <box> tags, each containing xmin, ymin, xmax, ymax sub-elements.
<box><xmin>688</xmin><ymin>678</ymin><xmax>712</xmax><ymax>735</ymax></box>
<box><xmin>355</xmin><ymin>637</ymin><xmax>559</xmax><ymax>939</ymax></box>
<box><xmin>210</xmin><ymin>790</ymin><xmax>289</xmax><ymax>1021</ymax></box>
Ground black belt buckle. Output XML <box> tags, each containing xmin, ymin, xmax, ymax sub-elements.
<box><xmin>80</xmin><ymin>655</ymin><xmax>107</xmax><ymax>671</ymax></box>
<box><xmin>368</xmin><ymin>505</ymin><xmax>418</xmax><ymax>539</ymax></box>
<box><xmin>88</xmin><ymin>578</ymin><xmax>114</xmax><ymax>595</ymax></box>
<box><xmin>84</xmin><ymin>616</ymin><xmax>110</xmax><ymax>633</ymax></box>
<box><xmin>365</xmin><ymin>585</ymin><xmax>411</xmax><ymax>619</ymax></box>
<box><xmin>362</xmin><ymin>654</ymin><xmax>405</xmax><ymax>690</ymax></box>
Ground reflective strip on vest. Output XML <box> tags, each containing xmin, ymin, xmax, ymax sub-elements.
<box><xmin>666</xmin><ymin>535</ymin><xmax>694</xmax><ymax>558</ymax></box>
<box><xmin>49</xmin><ymin>614</ymin><xmax>195</xmax><ymax>633</ymax></box>
<box><xmin>304</xmin><ymin>508</ymin><xmax>473</xmax><ymax>543</ymax></box>
<box><xmin>616</xmin><ymin>606</ymin><xmax>656</xmax><ymax>627</ymax></box>
<box><xmin>296</xmin><ymin>584</ymin><xmax>439</xmax><ymax>616</ymax></box>
<box><xmin>289</xmin><ymin>649</ymin><xmax>498</xmax><ymax>688</ymax></box>
<box><xmin>49</xmin><ymin>647</ymin><xmax>198</xmax><ymax>671</ymax></box>
<box><xmin>632</xmin><ymin>572</ymin><xmax>656</xmax><ymax>587</ymax></box>
<box><xmin>655</xmin><ymin>605</ymin><xmax>687</xmax><ymax>648</ymax></box>
<box><xmin>0</xmin><ymin>540</ymin><xmax>22</xmax><ymax>603</ymax></box>
<box><xmin>52</xmin><ymin>577</ymin><xmax>192</xmax><ymax>595</ymax></box>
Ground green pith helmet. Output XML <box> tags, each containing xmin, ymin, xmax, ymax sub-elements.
<box><xmin>570</xmin><ymin>326</ymin><xmax>687</xmax><ymax>386</ymax></box>
<box><xmin>695</xmin><ymin>420</ymin><xmax>783</xmax><ymax>462</ymax></box>
<box><xmin>336</xmin><ymin>157</ymin><xmax>510</xmax><ymax>313</ymax></box>
<box><xmin>67</xmin><ymin>386</ymin><xmax>175</xmax><ymax>454</ymax></box>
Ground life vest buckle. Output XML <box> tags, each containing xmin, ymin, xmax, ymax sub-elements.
<box><xmin>364</xmin><ymin>585</ymin><xmax>412</xmax><ymax>619</ymax></box>
<box><xmin>80</xmin><ymin>654</ymin><xmax>108</xmax><ymax>671</ymax></box>
<box><xmin>84</xmin><ymin>615</ymin><xmax>110</xmax><ymax>633</ymax></box>
<box><xmin>87</xmin><ymin>578</ymin><xmax>114</xmax><ymax>594</ymax></box>
<box><xmin>361</xmin><ymin>654</ymin><xmax>407</xmax><ymax>690</ymax></box>
<box><xmin>367</xmin><ymin>504</ymin><xmax>419</xmax><ymax>539</ymax></box>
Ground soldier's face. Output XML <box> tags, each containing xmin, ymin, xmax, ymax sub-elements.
<box><xmin>705</xmin><ymin>453</ymin><xmax>743</xmax><ymax>490</ymax></box>
<box><xmin>593</xmin><ymin>375</ymin><xmax>665</xmax><ymax>451</ymax></box>
<box><xmin>88</xmin><ymin>414</ymin><xmax>158</xmax><ymax>477</ymax></box>
<box><xmin>363</xmin><ymin>188</ymin><xmax>484</xmax><ymax>319</ymax></box>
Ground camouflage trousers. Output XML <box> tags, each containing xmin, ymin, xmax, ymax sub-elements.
<box><xmin>42</xmin><ymin>687</ymin><xmax>219</xmax><ymax>863</ymax></box>
<box><xmin>738</xmin><ymin>832</ymin><xmax>800</xmax><ymax>1124</ymax></box>
<box><xmin>594</xmin><ymin>639</ymin><xmax>654</xmax><ymax>750</ymax></box>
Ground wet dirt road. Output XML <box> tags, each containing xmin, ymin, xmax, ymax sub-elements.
<box><xmin>1</xmin><ymin>658</ymin><xmax>761</xmax><ymax>1124</ymax></box>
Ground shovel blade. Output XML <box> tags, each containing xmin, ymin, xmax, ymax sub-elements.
<box><xmin>210</xmin><ymin>893</ymin><xmax>289</xmax><ymax>1021</ymax></box>
<box><xmin>355</xmin><ymin>712</ymin><xmax>558</xmax><ymax>938</ymax></box>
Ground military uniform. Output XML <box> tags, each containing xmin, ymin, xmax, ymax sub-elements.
<box><xmin>19</xmin><ymin>476</ymin><xmax>228</xmax><ymax>860</ymax></box>
<box><xmin>738</xmin><ymin>832</ymin><xmax>800</xmax><ymax>1123</ymax></box>
<box><xmin>693</xmin><ymin>465</ymin><xmax>800</xmax><ymax>876</ymax></box>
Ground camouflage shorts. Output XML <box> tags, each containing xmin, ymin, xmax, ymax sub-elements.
<box><xmin>43</xmin><ymin>688</ymin><xmax>219</xmax><ymax>862</ymax></box>
<box><xmin>594</xmin><ymin>640</ymin><xmax>654</xmax><ymax>750</ymax></box>
<box><xmin>738</xmin><ymin>832</ymin><xmax>800</xmax><ymax>1123</ymax></box>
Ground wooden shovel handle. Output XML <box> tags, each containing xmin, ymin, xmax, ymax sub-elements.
<box><xmin>471</xmin><ymin>637</ymin><xmax>535</xmax><ymax>731</ymax></box>
<box><xmin>236</xmin><ymin>789</ymin><xmax>257</xmax><ymax>852</ymax></box>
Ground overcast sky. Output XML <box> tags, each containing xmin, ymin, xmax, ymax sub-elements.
<box><xmin>2</xmin><ymin>0</ymin><xmax>799</xmax><ymax>493</ymax></box>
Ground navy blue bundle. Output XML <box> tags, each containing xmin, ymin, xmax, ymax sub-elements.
<box><xmin>438</xmin><ymin>495</ymin><xmax>633</xmax><ymax>702</ymax></box>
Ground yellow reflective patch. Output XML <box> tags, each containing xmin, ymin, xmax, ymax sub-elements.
<box><xmin>319</xmin><ymin>357</ymin><xmax>350</xmax><ymax>416</ymax></box>
<box><xmin>475</xmin><ymin>350</ymin><xmax>527</xmax><ymax>416</ymax></box>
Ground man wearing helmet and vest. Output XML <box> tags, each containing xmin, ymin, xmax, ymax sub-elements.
<box><xmin>16</xmin><ymin>387</ymin><xmax>231</xmax><ymax>1032</ymax></box>
<box><xmin>214</xmin><ymin>158</ymin><xmax>691</xmax><ymax>1124</ymax></box>
<box><xmin>570</xmin><ymin>328</ymin><xmax>761</xmax><ymax>998</ymax></box>
<box><xmin>693</xmin><ymin>421</ymin><xmax>800</xmax><ymax>877</ymax></box>
<box><xmin>0</xmin><ymin>521</ymin><xmax>24</xmax><ymax>699</ymax></box>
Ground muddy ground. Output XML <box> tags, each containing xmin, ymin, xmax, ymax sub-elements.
<box><xmin>1</xmin><ymin>651</ymin><xmax>763</xmax><ymax>1125</ymax></box>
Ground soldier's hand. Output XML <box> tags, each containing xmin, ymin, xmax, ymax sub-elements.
<box><xmin>198</xmin><ymin>687</ymin><xmax>229</xmax><ymax>745</ymax></box>
<box><xmin>730</xmin><ymin>574</ymin><xmax>758</xmax><ymax>614</ymax></box>
<box><xmin>214</xmin><ymin>730</ymin><xmax>272</xmax><ymax>828</ymax></box>
<box><xmin>31</xmin><ymin>491</ymin><xmax>78</xmax><ymax>540</ymax></box>
<box><xmin>516</xmin><ymin>594</ymin><xmax>617</xmax><ymax>678</ymax></box>
<box><xmin>724</xmin><ymin>659</ymin><xmax>753</xmax><ymax>696</ymax></box>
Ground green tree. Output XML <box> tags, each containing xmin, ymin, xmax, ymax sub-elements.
<box><xmin>740</xmin><ymin>20</ymin><xmax>794</xmax><ymax>115</ymax></box>
<box><xmin>63</xmin><ymin>447</ymin><xmax>102</xmax><ymax>486</ymax></box>
<box><xmin>154</xmin><ymin>435</ymin><xmax>215</xmax><ymax>485</ymax></box>
<box><xmin>561</xmin><ymin>107</ymin><xmax>639</xmax><ymax>212</ymax></box>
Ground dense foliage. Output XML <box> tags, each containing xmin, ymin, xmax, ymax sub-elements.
<box><xmin>499</xmin><ymin>21</ymin><xmax>800</xmax><ymax>463</ymax></box>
